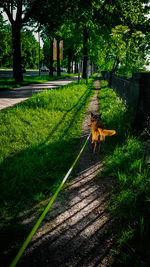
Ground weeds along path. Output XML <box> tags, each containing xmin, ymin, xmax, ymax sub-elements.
<box><xmin>18</xmin><ymin>80</ymin><xmax>115</xmax><ymax>267</ymax></box>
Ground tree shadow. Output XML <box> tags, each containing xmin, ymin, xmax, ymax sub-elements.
<box><xmin>0</xmin><ymin>134</ymin><xmax>116</xmax><ymax>267</ymax></box>
<box><xmin>0</xmin><ymin>85</ymin><xmax>95</xmax><ymax>266</ymax></box>
<box><xmin>9</xmin><ymin>165</ymin><xmax>115</xmax><ymax>267</ymax></box>
<box><xmin>0</xmin><ymin>79</ymin><xmax>117</xmax><ymax>267</ymax></box>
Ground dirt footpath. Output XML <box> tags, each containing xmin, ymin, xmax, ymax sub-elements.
<box><xmin>18</xmin><ymin>81</ymin><xmax>115</xmax><ymax>267</ymax></box>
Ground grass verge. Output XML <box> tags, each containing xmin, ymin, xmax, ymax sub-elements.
<box><xmin>98</xmin><ymin>80</ymin><xmax>150</xmax><ymax>266</ymax></box>
<box><xmin>0</xmin><ymin>73</ymin><xmax>76</xmax><ymax>90</ymax></box>
<box><xmin>0</xmin><ymin>79</ymin><xmax>93</xmax><ymax>265</ymax></box>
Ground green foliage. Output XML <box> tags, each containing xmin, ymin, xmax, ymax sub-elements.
<box><xmin>21</xmin><ymin>29</ymin><xmax>42</xmax><ymax>69</ymax></box>
<box><xmin>43</xmin><ymin>40</ymin><xmax>50</xmax><ymax>68</ymax></box>
<box><xmin>98</xmin><ymin>80</ymin><xmax>131</xmax><ymax>149</ymax></box>
<box><xmin>0</xmin><ymin>23</ymin><xmax>41</xmax><ymax>69</ymax></box>
<box><xmin>61</xmin><ymin>22</ymin><xmax>83</xmax><ymax>66</ymax></box>
<box><xmin>0</xmin><ymin>14</ymin><xmax>12</xmax><ymax>67</ymax></box>
<box><xmin>117</xmin><ymin>227</ymin><xmax>135</xmax><ymax>246</ymax></box>
<box><xmin>90</xmin><ymin>1</ymin><xmax>150</xmax><ymax>74</ymax></box>
<box><xmin>95</xmin><ymin>20</ymin><xmax>149</xmax><ymax>74</ymax></box>
<box><xmin>98</xmin><ymin>80</ymin><xmax>150</xmax><ymax>265</ymax></box>
<box><xmin>1</xmin><ymin>0</ymin><xmax>150</xmax><ymax>76</ymax></box>
<box><xmin>111</xmin><ymin>25</ymin><xmax>147</xmax><ymax>74</ymax></box>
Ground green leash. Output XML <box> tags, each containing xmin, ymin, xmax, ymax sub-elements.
<box><xmin>10</xmin><ymin>132</ymin><xmax>91</xmax><ymax>267</ymax></box>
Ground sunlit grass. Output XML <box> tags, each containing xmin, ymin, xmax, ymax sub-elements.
<box><xmin>98</xmin><ymin>80</ymin><xmax>150</xmax><ymax>265</ymax></box>
<box><xmin>0</xmin><ymin>80</ymin><xmax>93</xmax><ymax>219</ymax></box>
<box><xmin>0</xmin><ymin>79</ymin><xmax>94</xmax><ymax>264</ymax></box>
<box><xmin>0</xmin><ymin>73</ymin><xmax>76</xmax><ymax>90</ymax></box>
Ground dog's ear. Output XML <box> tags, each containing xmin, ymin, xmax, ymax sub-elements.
<box><xmin>91</xmin><ymin>112</ymin><xmax>94</xmax><ymax>117</ymax></box>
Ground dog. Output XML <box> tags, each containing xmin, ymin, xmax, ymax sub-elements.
<box><xmin>90</xmin><ymin>112</ymin><xmax>116</xmax><ymax>152</ymax></box>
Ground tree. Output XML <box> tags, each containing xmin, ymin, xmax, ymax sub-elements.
<box><xmin>59</xmin><ymin>22</ymin><xmax>82</xmax><ymax>74</ymax></box>
<box><xmin>1</xmin><ymin>0</ymin><xmax>149</xmax><ymax>81</ymax></box>
<box><xmin>21</xmin><ymin>29</ymin><xmax>41</xmax><ymax>69</ymax></box>
<box><xmin>29</xmin><ymin>0</ymin><xmax>71</xmax><ymax>77</ymax></box>
<box><xmin>95</xmin><ymin>0</ymin><xmax>150</xmax><ymax>74</ymax></box>
<box><xmin>0</xmin><ymin>0</ymin><xmax>39</xmax><ymax>81</ymax></box>
<box><xmin>82</xmin><ymin>0</ymin><xmax>150</xmax><ymax>74</ymax></box>
<box><xmin>0</xmin><ymin>13</ymin><xmax>12</xmax><ymax>67</ymax></box>
<box><xmin>66</xmin><ymin>0</ymin><xmax>123</xmax><ymax>78</ymax></box>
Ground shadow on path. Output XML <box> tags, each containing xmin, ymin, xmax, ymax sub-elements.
<box><xmin>14</xmin><ymin>87</ymin><xmax>116</xmax><ymax>267</ymax></box>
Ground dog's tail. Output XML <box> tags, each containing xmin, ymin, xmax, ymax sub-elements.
<box><xmin>103</xmin><ymin>129</ymin><xmax>116</xmax><ymax>136</ymax></box>
<box><xmin>98</xmin><ymin>128</ymin><xmax>116</xmax><ymax>141</ymax></box>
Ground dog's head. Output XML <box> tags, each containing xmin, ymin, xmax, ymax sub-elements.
<box><xmin>91</xmin><ymin>112</ymin><xmax>102</xmax><ymax>122</ymax></box>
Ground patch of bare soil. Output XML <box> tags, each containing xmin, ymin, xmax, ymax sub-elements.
<box><xmin>18</xmin><ymin>81</ymin><xmax>116</xmax><ymax>267</ymax></box>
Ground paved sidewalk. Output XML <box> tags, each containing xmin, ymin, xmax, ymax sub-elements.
<box><xmin>0</xmin><ymin>76</ymin><xmax>78</xmax><ymax>110</ymax></box>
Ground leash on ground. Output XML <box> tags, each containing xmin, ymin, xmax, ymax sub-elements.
<box><xmin>9</xmin><ymin>131</ymin><xmax>91</xmax><ymax>267</ymax></box>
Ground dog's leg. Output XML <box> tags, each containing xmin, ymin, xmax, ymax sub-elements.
<box><xmin>90</xmin><ymin>142</ymin><xmax>94</xmax><ymax>152</ymax></box>
<box><xmin>93</xmin><ymin>141</ymin><xmax>97</xmax><ymax>152</ymax></box>
<box><xmin>100</xmin><ymin>141</ymin><xmax>104</xmax><ymax>152</ymax></box>
<box><xmin>98</xmin><ymin>141</ymin><xmax>101</xmax><ymax>152</ymax></box>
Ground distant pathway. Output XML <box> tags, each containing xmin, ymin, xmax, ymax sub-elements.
<box><xmin>17</xmin><ymin>80</ymin><xmax>115</xmax><ymax>267</ymax></box>
<box><xmin>0</xmin><ymin>76</ymin><xmax>77</xmax><ymax>110</ymax></box>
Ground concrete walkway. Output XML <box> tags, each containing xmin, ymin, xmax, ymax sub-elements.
<box><xmin>0</xmin><ymin>76</ymin><xmax>78</xmax><ymax>110</ymax></box>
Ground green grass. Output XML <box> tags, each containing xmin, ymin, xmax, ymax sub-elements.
<box><xmin>0</xmin><ymin>79</ymin><xmax>93</xmax><ymax>264</ymax></box>
<box><xmin>98</xmin><ymin>80</ymin><xmax>150</xmax><ymax>266</ymax></box>
<box><xmin>0</xmin><ymin>73</ymin><xmax>76</xmax><ymax>90</ymax></box>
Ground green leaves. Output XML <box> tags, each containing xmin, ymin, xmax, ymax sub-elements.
<box><xmin>21</xmin><ymin>29</ymin><xmax>41</xmax><ymax>69</ymax></box>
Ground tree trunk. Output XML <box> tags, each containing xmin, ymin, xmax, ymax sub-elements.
<box><xmin>112</xmin><ymin>57</ymin><xmax>120</xmax><ymax>72</ymax></box>
<box><xmin>82</xmin><ymin>28</ymin><xmax>88</xmax><ymax>79</ymax></box>
<box><xmin>12</xmin><ymin>22</ymin><xmax>23</xmax><ymax>82</ymax></box>
<box><xmin>91</xmin><ymin>62</ymin><xmax>93</xmax><ymax>77</ymax></box>
<box><xmin>76</xmin><ymin>61</ymin><xmax>78</xmax><ymax>73</ymax></box>
<box><xmin>57</xmin><ymin>39</ymin><xmax>61</xmax><ymax>76</ymax></box>
<box><xmin>68</xmin><ymin>49</ymin><xmax>72</xmax><ymax>74</ymax></box>
<box><xmin>75</xmin><ymin>61</ymin><xmax>77</xmax><ymax>73</ymax></box>
<box><xmin>49</xmin><ymin>39</ymin><xmax>53</xmax><ymax>76</ymax></box>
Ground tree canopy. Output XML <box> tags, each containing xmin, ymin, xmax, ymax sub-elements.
<box><xmin>0</xmin><ymin>0</ymin><xmax>149</xmax><ymax>79</ymax></box>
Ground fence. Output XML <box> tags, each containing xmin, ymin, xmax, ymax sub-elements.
<box><xmin>101</xmin><ymin>71</ymin><xmax>150</xmax><ymax>133</ymax></box>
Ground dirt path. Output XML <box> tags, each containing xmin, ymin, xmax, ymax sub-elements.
<box><xmin>18</xmin><ymin>81</ymin><xmax>115</xmax><ymax>267</ymax></box>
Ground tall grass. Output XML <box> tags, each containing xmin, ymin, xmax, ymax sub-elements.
<box><xmin>0</xmin><ymin>80</ymin><xmax>93</xmax><ymax>263</ymax></box>
<box><xmin>98</xmin><ymin>80</ymin><xmax>150</xmax><ymax>266</ymax></box>
<box><xmin>0</xmin><ymin>80</ymin><xmax>93</xmax><ymax>213</ymax></box>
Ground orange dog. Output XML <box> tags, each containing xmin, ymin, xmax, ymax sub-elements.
<box><xmin>90</xmin><ymin>113</ymin><xmax>116</xmax><ymax>152</ymax></box>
